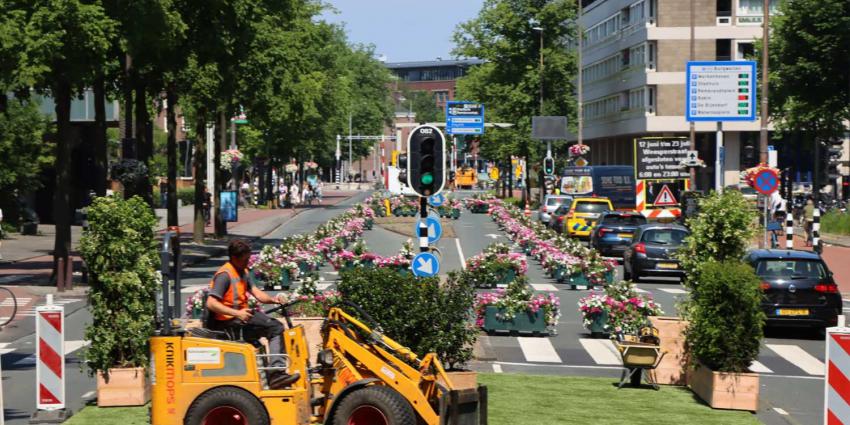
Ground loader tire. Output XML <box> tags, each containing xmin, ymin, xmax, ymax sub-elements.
<box><xmin>333</xmin><ymin>385</ymin><xmax>415</xmax><ymax>425</ymax></box>
<box><xmin>184</xmin><ymin>387</ymin><xmax>270</xmax><ymax>425</ymax></box>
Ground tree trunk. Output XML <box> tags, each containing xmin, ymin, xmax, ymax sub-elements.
<box><xmin>134</xmin><ymin>81</ymin><xmax>153</xmax><ymax>205</ymax></box>
<box><xmin>193</xmin><ymin>111</ymin><xmax>207</xmax><ymax>243</ymax></box>
<box><xmin>507</xmin><ymin>157</ymin><xmax>514</xmax><ymax>199</ymax></box>
<box><xmin>93</xmin><ymin>73</ymin><xmax>108</xmax><ymax>197</ymax></box>
<box><xmin>53</xmin><ymin>81</ymin><xmax>73</xmax><ymax>291</ymax></box>
<box><xmin>214</xmin><ymin>110</ymin><xmax>226</xmax><ymax>237</ymax></box>
<box><xmin>166</xmin><ymin>85</ymin><xmax>178</xmax><ymax>227</ymax></box>
<box><xmin>121</xmin><ymin>53</ymin><xmax>134</xmax><ymax>159</ymax></box>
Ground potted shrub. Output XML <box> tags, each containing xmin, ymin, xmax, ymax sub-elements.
<box><xmin>79</xmin><ymin>195</ymin><xmax>158</xmax><ymax>406</ymax></box>
<box><xmin>465</xmin><ymin>243</ymin><xmax>527</xmax><ymax>288</ymax></box>
<box><xmin>475</xmin><ymin>279</ymin><xmax>560</xmax><ymax>335</ymax></box>
<box><xmin>686</xmin><ymin>261</ymin><xmax>765</xmax><ymax>411</ymax></box>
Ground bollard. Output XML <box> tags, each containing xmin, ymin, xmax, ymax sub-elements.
<box><xmin>813</xmin><ymin>208</ymin><xmax>821</xmax><ymax>254</ymax></box>
<box><xmin>825</xmin><ymin>328</ymin><xmax>850</xmax><ymax>424</ymax></box>
<box><xmin>30</xmin><ymin>297</ymin><xmax>71</xmax><ymax>423</ymax></box>
<box><xmin>785</xmin><ymin>206</ymin><xmax>794</xmax><ymax>249</ymax></box>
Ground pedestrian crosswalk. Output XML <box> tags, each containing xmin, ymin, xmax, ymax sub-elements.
<box><xmin>496</xmin><ymin>335</ymin><xmax>828</xmax><ymax>377</ymax></box>
<box><xmin>0</xmin><ymin>297</ymin><xmax>81</xmax><ymax>323</ymax></box>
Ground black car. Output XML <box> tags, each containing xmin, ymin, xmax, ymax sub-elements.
<box><xmin>745</xmin><ymin>249</ymin><xmax>841</xmax><ymax>329</ymax></box>
<box><xmin>548</xmin><ymin>203</ymin><xmax>571</xmax><ymax>234</ymax></box>
<box><xmin>590</xmin><ymin>212</ymin><xmax>648</xmax><ymax>258</ymax></box>
<box><xmin>623</xmin><ymin>224</ymin><xmax>689</xmax><ymax>281</ymax></box>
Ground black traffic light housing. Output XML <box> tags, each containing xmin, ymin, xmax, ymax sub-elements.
<box><xmin>397</xmin><ymin>153</ymin><xmax>408</xmax><ymax>185</ymax></box>
<box><xmin>406</xmin><ymin>125</ymin><xmax>446</xmax><ymax>197</ymax></box>
<box><xmin>543</xmin><ymin>157</ymin><xmax>555</xmax><ymax>176</ymax></box>
<box><xmin>827</xmin><ymin>139</ymin><xmax>843</xmax><ymax>181</ymax></box>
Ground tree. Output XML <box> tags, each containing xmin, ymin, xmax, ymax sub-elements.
<box><xmin>400</xmin><ymin>88</ymin><xmax>442</xmax><ymax>123</ymax></box>
<box><xmin>769</xmin><ymin>0</ymin><xmax>850</xmax><ymax>140</ymax></box>
<box><xmin>454</xmin><ymin>0</ymin><xmax>578</xmax><ymax>200</ymax></box>
<box><xmin>22</xmin><ymin>0</ymin><xmax>116</xmax><ymax>286</ymax></box>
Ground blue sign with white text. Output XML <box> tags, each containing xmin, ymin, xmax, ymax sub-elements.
<box><xmin>412</xmin><ymin>252</ymin><xmax>440</xmax><ymax>277</ymax></box>
<box><xmin>446</xmin><ymin>101</ymin><xmax>485</xmax><ymax>135</ymax></box>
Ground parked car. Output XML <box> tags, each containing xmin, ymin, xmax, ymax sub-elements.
<box><xmin>548</xmin><ymin>203</ymin><xmax>571</xmax><ymax>234</ymax></box>
<box><xmin>539</xmin><ymin>195</ymin><xmax>573</xmax><ymax>225</ymax></box>
<box><xmin>623</xmin><ymin>224</ymin><xmax>689</xmax><ymax>281</ymax></box>
<box><xmin>745</xmin><ymin>249</ymin><xmax>841</xmax><ymax>330</ymax></box>
<box><xmin>565</xmin><ymin>197</ymin><xmax>614</xmax><ymax>239</ymax></box>
<box><xmin>590</xmin><ymin>212</ymin><xmax>648</xmax><ymax>258</ymax></box>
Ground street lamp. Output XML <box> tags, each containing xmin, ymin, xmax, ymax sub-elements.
<box><xmin>531</xmin><ymin>23</ymin><xmax>543</xmax><ymax>115</ymax></box>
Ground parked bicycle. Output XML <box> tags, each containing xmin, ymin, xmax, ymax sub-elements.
<box><xmin>0</xmin><ymin>286</ymin><xmax>17</xmax><ymax>328</ymax></box>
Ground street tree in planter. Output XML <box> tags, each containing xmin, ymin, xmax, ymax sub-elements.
<box><xmin>685</xmin><ymin>261</ymin><xmax>765</xmax><ymax>411</ymax></box>
<box><xmin>80</xmin><ymin>195</ymin><xmax>158</xmax><ymax>406</ymax></box>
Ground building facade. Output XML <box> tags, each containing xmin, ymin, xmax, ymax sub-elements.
<box><xmin>579</xmin><ymin>0</ymin><xmax>780</xmax><ymax>189</ymax></box>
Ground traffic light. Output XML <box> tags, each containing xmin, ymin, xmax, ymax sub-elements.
<box><xmin>543</xmin><ymin>157</ymin><xmax>555</xmax><ymax>176</ymax></box>
<box><xmin>827</xmin><ymin>139</ymin><xmax>843</xmax><ymax>181</ymax></box>
<box><xmin>406</xmin><ymin>125</ymin><xmax>446</xmax><ymax>197</ymax></box>
<box><xmin>397</xmin><ymin>153</ymin><xmax>408</xmax><ymax>185</ymax></box>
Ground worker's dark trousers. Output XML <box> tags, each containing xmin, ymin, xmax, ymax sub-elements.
<box><xmin>215</xmin><ymin>311</ymin><xmax>286</xmax><ymax>367</ymax></box>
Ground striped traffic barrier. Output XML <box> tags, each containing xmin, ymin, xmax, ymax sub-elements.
<box><xmin>814</xmin><ymin>208</ymin><xmax>821</xmax><ymax>254</ymax></box>
<box><xmin>30</xmin><ymin>295</ymin><xmax>71</xmax><ymax>423</ymax></box>
<box><xmin>785</xmin><ymin>205</ymin><xmax>794</xmax><ymax>249</ymax></box>
<box><xmin>825</xmin><ymin>328</ymin><xmax>850</xmax><ymax>424</ymax></box>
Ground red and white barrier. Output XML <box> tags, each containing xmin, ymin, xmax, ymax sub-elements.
<box><xmin>825</xmin><ymin>328</ymin><xmax>850</xmax><ymax>424</ymax></box>
<box><xmin>35</xmin><ymin>297</ymin><xmax>64</xmax><ymax>411</ymax></box>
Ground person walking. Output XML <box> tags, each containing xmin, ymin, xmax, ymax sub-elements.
<box><xmin>206</xmin><ymin>239</ymin><xmax>300</xmax><ymax>388</ymax></box>
<box><xmin>289</xmin><ymin>183</ymin><xmax>300</xmax><ymax>208</ymax></box>
<box><xmin>316</xmin><ymin>180</ymin><xmax>323</xmax><ymax>204</ymax></box>
<box><xmin>159</xmin><ymin>178</ymin><xmax>168</xmax><ymax>208</ymax></box>
<box><xmin>804</xmin><ymin>197</ymin><xmax>815</xmax><ymax>246</ymax></box>
<box><xmin>203</xmin><ymin>187</ymin><xmax>212</xmax><ymax>225</ymax></box>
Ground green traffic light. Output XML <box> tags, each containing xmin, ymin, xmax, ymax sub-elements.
<box><xmin>421</xmin><ymin>173</ymin><xmax>434</xmax><ymax>185</ymax></box>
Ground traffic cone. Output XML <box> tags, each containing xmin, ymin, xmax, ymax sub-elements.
<box><xmin>524</xmin><ymin>203</ymin><xmax>532</xmax><ymax>217</ymax></box>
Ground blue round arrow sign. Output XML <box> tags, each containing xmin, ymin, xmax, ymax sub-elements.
<box><xmin>428</xmin><ymin>193</ymin><xmax>446</xmax><ymax>207</ymax></box>
<box><xmin>411</xmin><ymin>252</ymin><xmax>440</xmax><ymax>277</ymax></box>
<box><xmin>414</xmin><ymin>217</ymin><xmax>443</xmax><ymax>244</ymax></box>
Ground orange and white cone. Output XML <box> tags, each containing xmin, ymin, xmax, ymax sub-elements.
<box><xmin>524</xmin><ymin>203</ymin><xmax>532</xmax><ymax>217</ymax></box>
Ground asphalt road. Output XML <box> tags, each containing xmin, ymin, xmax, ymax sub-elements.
<box><xmin>1</xmin><ymin>189</ymin><xmax>839</xmax><ymax>425</ymax></box>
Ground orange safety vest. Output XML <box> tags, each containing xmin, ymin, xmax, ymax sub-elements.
<box><xmin>209</xmin><ymin>262</ymin><xmax>249</xmax><ymax>321</ymax></box>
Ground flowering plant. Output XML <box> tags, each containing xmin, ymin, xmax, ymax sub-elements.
<box><xmin>220</xmin><ymin>149</ymin><xmax>243</xmax><ymax>171</ymax></box>
<box><xmin>284</xmin><ymin>163</ymin><xmax>298</xmax><ymax>173</ymax></box>
<box><xmin>577</xmin><ymin>281</ymin><xmax>663</xmax><ymax>334</ymax></box>
<box><xmin>741</xmin><ymin>163</ymin><xmax>781</xmax><ymax>189</ymax></box>
<box><xmin>474</xmin><ymin>279</ymin><xmax>561</xmax><ymax>329</ymax></box>
<box><xmin>185</xmin><ymin>287</ymin><xmax>261</xmax><ymax>318</ymax></box>
<box><xmin>569</xmin><ymin>144</ymin><xmax>590</xmax><ymax>157</ymax></box>
<box><xmin>330</xmin><ymin>250</ymin><xmax>358</xmax><ymax>270</ymax></box>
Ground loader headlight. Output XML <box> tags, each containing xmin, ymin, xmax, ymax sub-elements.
<box><xmin>318</xmin><ymin>349</ymin><xmax>334</xmax><ymax>367</ymax></box>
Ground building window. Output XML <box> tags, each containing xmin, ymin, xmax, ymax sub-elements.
<box><xmin>433</xmin><ymin>91</ymin><xmax>449</xmax><ymax>102</ymax></box>
<box><xmin>736</xmin><ymin>0</ymin><xmax>778</xmax><ymax>25</ymax></box>
<box><xmin>716</xmin><ymin>39</ymin><xmax>732</xmax><ymax>61</ymax></box>
<box><xmin>736</xmin><ymin>41</ymin><xmax>755</xmax><ymax>60</ymax></box>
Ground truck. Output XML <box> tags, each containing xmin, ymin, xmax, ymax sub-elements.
<box><xmin>560</xmin><ymin>166</ymin><xmax>636</xmax><ymax>210</ymax></box>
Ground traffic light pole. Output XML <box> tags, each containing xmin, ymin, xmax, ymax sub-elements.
<box><xmin>419</xmin><ymin>197</ymin><xmax>429</xmax><ymax>253</ymax></box>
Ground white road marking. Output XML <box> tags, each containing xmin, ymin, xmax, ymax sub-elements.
<box><xmin>182</xmin><ymin>285</ymin><xmax>206</xmax><ymax>294</ymax></box>
<box><xmin>316</xmin><ymin>283</ymin><xmax>333</xmax><ymax>290</ymax></box>
<box><xmin>455</xmin><ymin>239</ymin><xmax>466</xmax><ymax>270</ymax></box>
<box><xmin>658</xmin><ymin>288</ymin><xmax>688</xmax><ymax>294</ymax></box>
<box><xmin>773</xmin><ymin>408</ymin><xmax>789</xmax><ymax>415</ymax></box>
<box><xmin>517</xmin><ymin>337</ymin><xmax>562</xmax><ymax>363</ymax></box>
<box><xmin>749</xmin><ymin>361</ymin><xmax>773</xmax><ymax>374</ymax></box>
<box><xmin>492</xmin><ymin>364</ymin><xmax>503</xmax><ymax>373</ymax></box>
<box><xmin>767</xmin><ymin>344</ymin><xmax>825</xmax><ymax>376</ymax></box>
<box><xmin>843</xmin><ymin>299</ymin><xmax>850</xmax><ymax>303</ymax></box>
<box><xmin>0</xmin><ymin>298</ymin><xmax>31</xmax><ymax>305</ymax></box>
<box><xmin>633</xmin><ymin>287</ymin><xmax>649</xmax><ymax>294</ymax></box>
<box><xmin>325</xmin><ymin>271</ymin><xmax>339</xmax><ymax>276</ymax></box>
<box><xmin>579</xmin><ymin>339</ymin><xmax>623</xmax><ymax>365</ymax></box>
<box><xmin>0</xmin><ymin>343</ymin><xmax>14</xmax><ymax>355</ymax></box>
<box><xmin>530</xmin><ymin>283</ymin><xmax>559</xmax><ymax>292</ymax></box>
<box><xmin>65</xmin><ymin>340</ymin><xmax>90</xmax><ymax>354</ymax></box>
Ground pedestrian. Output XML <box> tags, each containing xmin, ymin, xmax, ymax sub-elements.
<box><xmin>289</xmin><ymin>183</ymin><xmax>300</xmax><ymax>208</ymax></box>
<box><xmin>159</xmin><ymin>178</ymin><xmax>168</xmax><ymax>208</ymax></box>
<box><xmin>804</xmin><ymin>197</ymin><xmax>815</xmax><ymax>246</ymax></box>
<box><xmin>316</xmin><ymin>180</ymin><xmax>323</xmax><ymax>204</ymax></box>
<box><xmin>203</xmin><ymin>187</ymin><xmax>212</xmax><ymax>225</ymax></box>
<box><xmin>206</xmin><ymin>239</ymin><xmax>300</xmax><ymax>388</ymax></box>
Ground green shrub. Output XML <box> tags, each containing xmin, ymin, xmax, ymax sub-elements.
<box><xmin>338</xmin><ymin>267</ymin><xmax>477</xmax><ymax>369</ymax></box>
<box><xmin>685</xmin><ymin>261</ymin><xmax>765</xmax><ymax>372</ymax></box>
<box><xmin>152</xmin><ymin>187</ymin><xmax>195</xmax><ymax>208</ymax></box>
<box><xmin>677</xmin><ymin>190</ymin><xmax>757</xmax><ymax>291</ymax></box>
<box><xmin>822</xmin><ymin>211</ymin><xmax>850</xmax><ymax>235</ymax></box>
<box><xmin>80</xmin><ymin>195</ymin><xmax>159</xmax><ymax>376</ymax></box>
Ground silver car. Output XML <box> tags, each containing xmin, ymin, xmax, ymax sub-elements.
<box><xmin>540</xmin><ymin>195</ymin><xmax>572</xmax><ymax>224</ymax></box>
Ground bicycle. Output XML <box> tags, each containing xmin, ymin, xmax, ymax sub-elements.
<box><xmin>0</xmin><ymin>286</ymin><xmax>17</xmax><ymax>328</ymax></box>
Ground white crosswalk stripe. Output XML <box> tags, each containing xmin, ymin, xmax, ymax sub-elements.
<box><xmin>749</xmin><ymin>360</ymin><xmax>773</xmax><ymax>374</ymax></box>
<box><xmin>517</xmin><ymin>337</ymin><xmax>562</xmax><ymax>363</ymax></box>
<box><xmin>182</xmin><ymin>285</ymin><xmax>206</xmax><ymax>294</ymax></box>
<box><xmin>0</xmin><ymin>343</ymin><xmax>14</xmax><ymax>355</ymax></box>
<box><xmin>579</xmin><ymin>339</ymin><xmax>622</xmax><ymax>365</ymax></box>
<box><xmin>0</xmin><ymin>297</ymin><xmax>31</xmax><ymax>305</ymax></box>
<box><xmin>766</xmin><ymin>344</ymin><xmax>825</xmax><ymax>376</ymax></box>
<box><xmin>657</xmin><ymin>288</ymin><xmax>688</xmax><ymax>294</ymax></box>
<box><xmin>530</xmin><ymin>283</ymin><xmax>559</xmax><ymax>292</ymax></box>
<box><xmin>633</xmin><ymin>287</ymin><xmax>649</xmax><ymax>294</ymax></box>
<box><xmin>317</xmin><ymin>282</ymin><xmax>333</xmax><ymax>290</ymax></box>
<box><xmin>65</xmin><ymin>340</ymin><xmax>90</xmax><ymax>354</ymax></box>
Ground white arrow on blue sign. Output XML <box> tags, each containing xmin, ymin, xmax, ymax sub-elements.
<box><xmin>414</xmin><ymin>217</ymin><xmax>442</xmax><ymax>244</ymax></box>
<box><xmin>412</xmin><ymin>252</ymin><xmax>440</xmax><ymax>277</ymax></box>
<box><xmin>428</xmin><ymin>193</ymin><xmax>446</xmax><ymax>207</ymax></box>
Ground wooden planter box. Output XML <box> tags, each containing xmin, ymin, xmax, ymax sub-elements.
<box><xmin>649</xmin><ymin>316</ymin><xmax>689</xmax><ymax>385</ymax></box>
<box><xmin>439</xmin><ymin>371</ymin><xmax>478</xmax><ymax>390</ymax></box>
<box><xmin>96</xmin><ymin>367</ymin><xmax>150</xmax><ymax>407</ymax></box>
<box><xmin>482</xmin><ymin>306</ymin><xmax>548</xmax><ymax>335</ymax></box>
<box><xmin>689</xmin><ymin>363</ymin><xmax>759</xmax><ymax>411</ymax></box>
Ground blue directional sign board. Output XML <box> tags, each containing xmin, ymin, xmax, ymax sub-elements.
<box><xmin>446</xmin><ymin>101</ymin><xmax>485</xmax><ymax>135</ymax></box>
<box><xmin>686</xmin><ymin>61</ymin><xmax>757</xmax><ymax>122</ymax></box>
<box><xmin>428</xmin><ymin>193</ymin><xmax>446</xmax><ymax>207</ymax></box>
<box><xmin>414</xmin><ymin>217</ymin><xmax>442</xmax><ymax>244</ymax></box>
<box><xmin>412</xmin><ymin>252</ymin><xmax>440</xmax><ymax>277</ymax></box>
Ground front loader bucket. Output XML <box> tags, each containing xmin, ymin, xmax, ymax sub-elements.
<box><xmin>440</xmin><ymin>385</ymin><xmax>488</xmax><ymax>425</ymax></box>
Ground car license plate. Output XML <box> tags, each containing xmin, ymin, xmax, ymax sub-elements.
<box><xmin>618</xmin><ymin>233</ymin><xmax>633</xmax><ymax>238</ymax></box>
<box><xmin>776</xmin><ymin>308</ymin><xmax>809</xmax><ymax>316</ymax></box>
<box><xmin>657</xmin><ymin>262</ymin><xmax>678</xmax><ymax>269</ymax></box>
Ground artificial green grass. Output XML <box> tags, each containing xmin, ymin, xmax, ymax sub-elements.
<box><xmin>479</xmin><ymin>373</ymin><xmax>761</xmax><ymax>425</ymax></box>
<box><xmin>64</xmin><ymin>405</ymin><xmax>148</xmax><ymax>425</ymax></box>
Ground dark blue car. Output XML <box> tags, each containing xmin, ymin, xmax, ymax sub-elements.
<box><xmin>746</xmin><ymin>249</ymin><xmax>841</xmax><ymax>330</ymax></box>
<box><xmin>590</xmin><ymin>211</ymin><xmax>648</xmax><ymax>258</ymax></box>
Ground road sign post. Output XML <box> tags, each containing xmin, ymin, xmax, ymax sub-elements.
<box><xmin>752</xmin><ymin>168</ymin><xmax>779</xmax><ymax>248</ymax></box>
<box><xmin>412</xmin><ymin>252</ymin><xmax>440</xmax><ymax>278</ymax></box>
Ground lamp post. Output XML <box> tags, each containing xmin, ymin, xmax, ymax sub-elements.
<box><xmin>759</xmin><ymin>0</ymin><xmax>769</xmax><ymax>165</ymax></box>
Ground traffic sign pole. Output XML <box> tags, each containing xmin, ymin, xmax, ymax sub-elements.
<box><xmin>716</xmin><ymin>122</ymin><xmax>724</xmax><ymax>193</ymax></box>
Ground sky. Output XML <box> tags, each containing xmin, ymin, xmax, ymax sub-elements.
<box><xmin>321</xmin><ymin>0</ymin><xmax>485</xmax><ymax>63</ymax></box>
